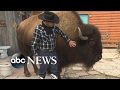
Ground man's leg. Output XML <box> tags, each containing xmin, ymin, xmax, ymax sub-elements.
<box><xmin>38</xmin><ymin>50</ymin><xmax>49</xmax><ymax>79</ymax></box>
<box><xmin>38</xmin><ymin>62</ymin><xmax>49</xmax><ymax>79</ymax></box>
<box><xmin>50</xmin><ymin>50</ymin><xmax>59</xmax><ymax>79</ymax></box>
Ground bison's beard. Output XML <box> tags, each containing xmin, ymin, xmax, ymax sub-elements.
<box><xmin>60</xmin><ymin>48</ymin><xmax>97</xmax><ymax>72</ymax></box>
<box><xmin>81</xmin><ymin>54</ymin><xmax>96</xmax><ymax>71</ymax></box>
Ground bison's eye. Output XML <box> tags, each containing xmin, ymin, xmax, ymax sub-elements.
<box><xmin>88</xmin><ymin>39</ymin><xmax>96</xmax><ymax>47</ymax></box>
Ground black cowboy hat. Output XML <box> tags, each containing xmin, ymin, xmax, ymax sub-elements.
<box><xmin>38</xmin><ymin>11</ymin><xmax>59</xmax><ymax>24</ymax></box>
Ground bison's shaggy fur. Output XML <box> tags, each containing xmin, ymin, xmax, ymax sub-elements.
<box><xmin>16</xmin><ymin>11</ymin><xmax>102</xmax><ymax>78</ymax></box>
<box><xmin>56</xmin><ymin>24</ymin><xmax>102</xmax><ymax>71</ymax></box>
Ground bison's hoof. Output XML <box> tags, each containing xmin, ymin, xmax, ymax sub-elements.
<box><xmin>24</xmin><ymin>72</ymin><xmax>31</xmax><ymax>77</ymax></box>
<box><xmin>58</xmin><ymin>76</ymin><xmax>61</xmax><ymax>79</ymax></box>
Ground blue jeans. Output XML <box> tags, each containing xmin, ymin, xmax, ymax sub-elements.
<box><xmin>38</xmin><ymin>49</ymin><xmax>58</xmax><ymax>78</ymax></box>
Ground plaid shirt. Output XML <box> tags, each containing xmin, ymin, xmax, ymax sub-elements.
<box><xmin>31</xmin><ymin>23</ymin><xmax>71</xmax><ymax>56</ymax></box>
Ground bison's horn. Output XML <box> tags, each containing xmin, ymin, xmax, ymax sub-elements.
<box><xmin>78</xmin><ymin>27</ymin><xmax>88</xmax><ymax>40</ymax></box>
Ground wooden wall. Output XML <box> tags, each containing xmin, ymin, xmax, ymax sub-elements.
<box><xmin>0</xmin><ymin>11</ymin><xmax>7</xmax><ymax>46</ymax></box>
<box><xmin>0</xmin><ymin>11</ymin><xmax>22</xmax><ymax>56</ymax></box>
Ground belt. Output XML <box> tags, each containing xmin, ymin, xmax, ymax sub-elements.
<box><xmin>40</xmin><ymin>49</ymin><xmax>54</xmax><ymax>52</ymax></box>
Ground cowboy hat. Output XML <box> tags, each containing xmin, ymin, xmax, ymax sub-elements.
<box><xmin>38</xmin><ymin>11</ymin><xmax>59</xmax><ymax>24</ymax></box>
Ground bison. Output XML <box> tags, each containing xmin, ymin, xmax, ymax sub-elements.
<box><xmin>16</xmin><ymin>11</ymin><xmax>102</xmax><ymax>79</ymax></box>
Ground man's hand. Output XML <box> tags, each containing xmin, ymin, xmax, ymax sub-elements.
<box><xmin>69</xmin><ymin>40</ymin><xmax>76</xmax><ymax>47</ymax></box>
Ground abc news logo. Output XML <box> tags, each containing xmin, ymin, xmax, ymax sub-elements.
<box><xmin>10</xmin><ymin>53</ymin><xmax>25</xmax><ymax>68</ymax></box>
<box><xmin>10</xmin><ymin>53</ymin><xmax>57</xmax><ymax>68</ymax></box>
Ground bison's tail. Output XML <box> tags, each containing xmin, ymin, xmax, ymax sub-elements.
<box><xmin>16</xmin><ymin>25</ymin><xmax>19</xmax><ymax>31</ymax></box>
<box><xmin>17</xmin><ymin>25</ymin><xmax>19</xmax><ymax>28</ymax></box>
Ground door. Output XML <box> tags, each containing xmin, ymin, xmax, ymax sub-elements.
<box><xmin>79</xmin><ymin>14</ymin><xmax>88</xmax><ymax>24</ymax></box>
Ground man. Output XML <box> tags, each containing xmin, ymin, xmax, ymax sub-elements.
<box><xmin>31</xmin><ymin>11</ymin><xmax>76</xmax><ymax>79</ymax></box>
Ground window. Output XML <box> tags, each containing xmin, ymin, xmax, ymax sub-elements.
<box><xmin>79</xmin><ymin>14</ymin><xmax>88</xmax><ymax>24</ymax></box>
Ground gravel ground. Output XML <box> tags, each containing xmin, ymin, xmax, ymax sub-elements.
<box><xmin>63</xmin><ymin>73</ymin><xmax>120</xmax><ymax>79</ymax></box>
<box><xmin>62</xmin><ymin>68</ymin><xmax>120</xmax><ymax>79</ymax></box>
<box><xmin>61</xmin><ymin>60</ymin><xmax>120</xmax><ymax>79</ymax></box>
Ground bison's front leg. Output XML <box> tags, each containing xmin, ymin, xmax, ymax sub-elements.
<box><xmin>31</xmin><ymin>56</ymin><xmax>38</xmax><ymax>75</ymax></box>
<box><xmin>24</xmin><ymin>56</ymin><xmax>31</xmax><ymax>77</ymax></box>
<box><xmin>32</xmin><ymin>64</ymin><xmax>38</xmax><ymax>75</ymax></box>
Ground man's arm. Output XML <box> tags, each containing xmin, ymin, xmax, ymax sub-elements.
<box><xmin>55</xmin><ymin>26</ymin><xmax>71</xmax><ymax>42</ymax></box>
<box><xmin>31</xmin><ymin>26</ymin><xmax>40</xmax><ymax>56</ymax></box>
<box><xmin>55</xmin><ymin>26</ymin><xmax>76</xmax><ymax>47</ymax></box>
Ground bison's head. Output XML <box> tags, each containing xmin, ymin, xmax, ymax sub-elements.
<box><xmin>76</xmin><ymin>24</ymin><xmax>102</xmax><ymax>70</ymax></box>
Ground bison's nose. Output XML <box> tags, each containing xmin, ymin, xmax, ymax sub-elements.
<box><xmin>97</xmin><ymin>55</ymin><xmax>102</xmax><ymax>60</ymax></box>
<box><xmin>95</xmin><ymin>55</ymin><xmax>102</xmax><ymax>62</ymax></box>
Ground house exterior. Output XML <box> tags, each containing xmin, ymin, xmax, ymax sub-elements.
<box><xmin>77</xmin><ymin>11</ymin><xmax>120</xmax><ymax>41</ymax></box>
<box><xmin>77</xmin><ymin>11</ymin><xmax>120</xmax><ymax>47</ymax></box>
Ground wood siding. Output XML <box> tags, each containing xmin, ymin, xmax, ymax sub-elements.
<box><xmin>77</xmin><ymin>11</ymin><xmax>120</xmax><ymax>42</ymax></box>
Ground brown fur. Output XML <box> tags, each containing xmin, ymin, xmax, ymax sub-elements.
<box><xmin>16</xmin><ymin>11</ymin><xmax>102</xmax><ymax>78</ymax></box>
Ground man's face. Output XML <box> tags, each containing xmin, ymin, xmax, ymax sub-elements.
<box><xmin>44</xmin><ymin>21</ymin><xmax>55</xmax><ymax>27</ymax></box>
